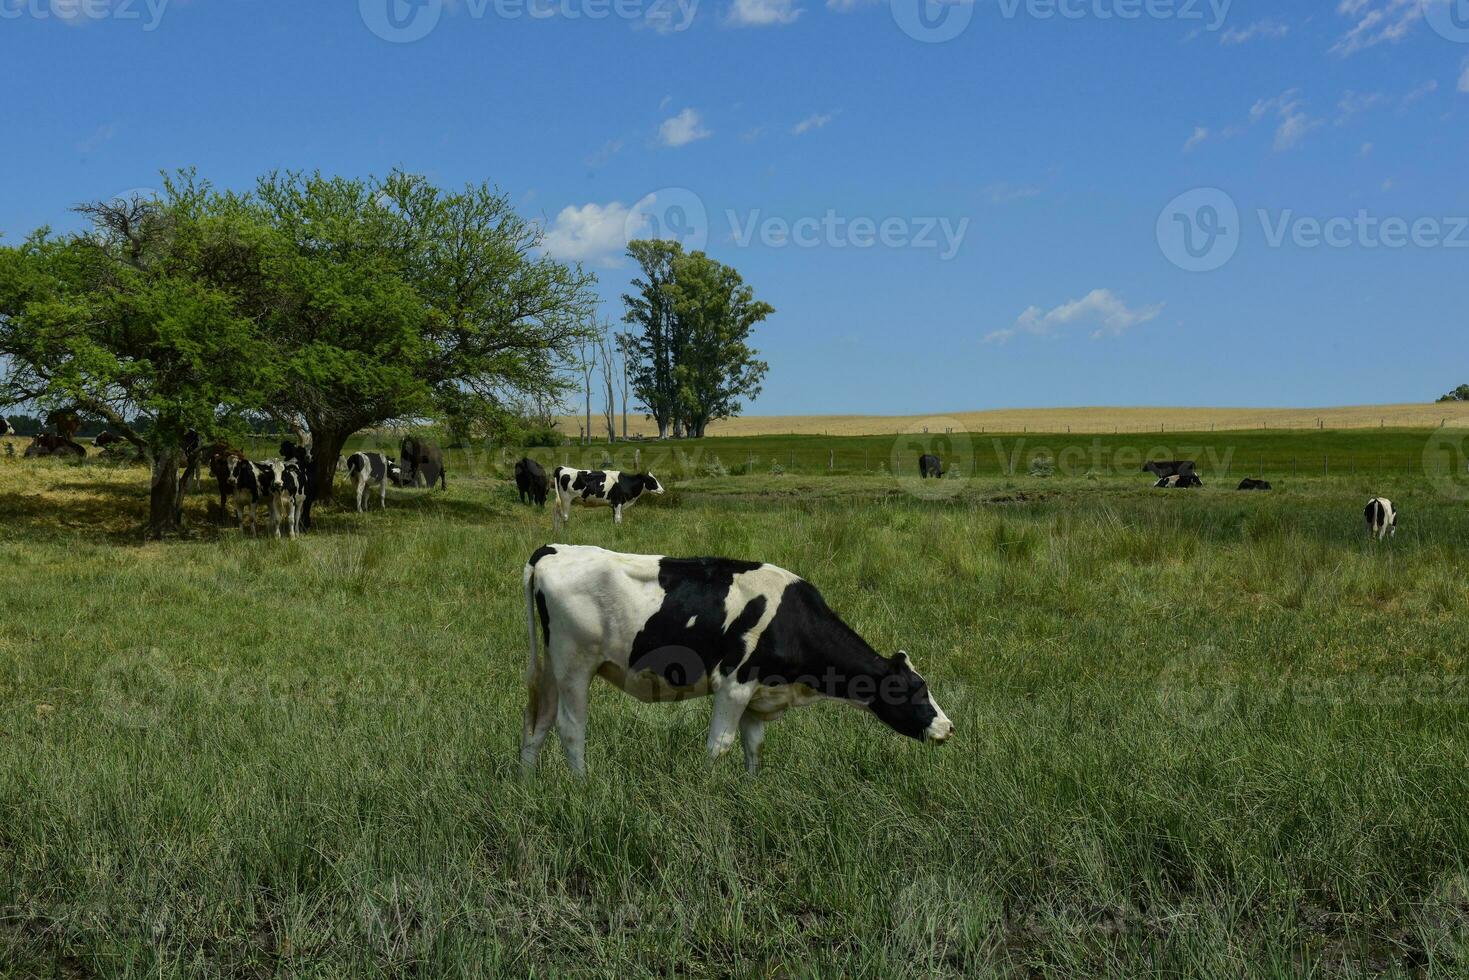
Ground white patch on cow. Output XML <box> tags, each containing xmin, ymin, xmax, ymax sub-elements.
<box><xmin>686</xmin><ymin>615</ymin><xmax>697</xmax><ymax>629</ymax></box>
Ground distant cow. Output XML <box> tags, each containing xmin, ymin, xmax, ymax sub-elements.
<box><xmin>552</xmin><ymin>466</ymin><xmax>665</xmax><ymax>530</ymax></box>
<box><xmin>515</xmin><ymin>457</ymin><xmax>549</xmax><ymax>507</ymax></box>
<box><xmin>1365</xmin><ymin>497</ymin><xmax>1397</xmax><ymax>541</ymax></box>
<box><xmin>1237</xmin><ymin>478</ymin><xmax>1272</xmax><ymax>491</ymax></box>
<box><xmin>521</xmin><ymin>544</ymin><xmax>954</xmax><ymax>775</ymax></box>
<box><xmin>1154</xmin><ymin>472</ymin><xmax>1203</xmax><ymax>488</ymax></box>
<box><xmin>346</xmin><ymin>451</ymin><xmax>396</xmax><ymax>512</ymax></box>
<box><xmin>1144</xmin><ymin>460</ymin><xmax>1196</xmax><ymax>480</ymax></box>
<box><xmin>399</xmin><ymin>437</ymin><xmax>446</xmax><ymax>490</ymax></box>
<box><xmin>23</xmin><ymin>434</ymin><xmax>86</xmax><ymax>458</ymax></box>
<box><xmin>919</xmin><ymin>454</ymin><xmax>944</xmax><ymax>479</ymax></box>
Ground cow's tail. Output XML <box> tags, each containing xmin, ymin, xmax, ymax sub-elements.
<box><xmin>523</xmin><ymin>560</ymin><xmax>543</xmax><ymax>735</ymax></box>
<box><xmin>346</xmin><ymin>454</ymin><xmax>363</xmax><ymax>480</ymax></box>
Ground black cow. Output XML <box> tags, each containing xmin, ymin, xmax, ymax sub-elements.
<box><xmin>1154</xmin><ymin>472</ymin><xmax>1203</xmax><ymax>488</ymax></box>
<box><xmin>552</xmin><ymin>465</ymin><xmax>665</xmax><ymax>530</ymax></box>
<box><xmin>1143</xmin><ymin>460</ymin><xmax>1196</xmax><ymax>480</ymax></box>
<box><xmin>919</xmin><ymin>454</ymin><xmax>944</xmax><ymax>479</ymax></box>
<box><xmin>400</xmin><ymin>436</ymin><xmax>446</xmax><ymax>490</ymax></box>
<box><xmin>1237</xmin><ymin>478</ymin><xmax>1272</xmax><ymax>490</ymax></box>
<box><xmin>521</xmin><ymin>544</ymin><xmax>954</xmax><ymax>774</ymax></box>
<box><xmin>515</xmin><ymin>457</ymin><xmax>549</xmax><ymax>507</ymax></box>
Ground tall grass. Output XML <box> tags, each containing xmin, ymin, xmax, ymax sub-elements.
<box><xmin>1</xmin><ymin>456</ymin><xmax>1467</xmax><ymax>976</ymax></box>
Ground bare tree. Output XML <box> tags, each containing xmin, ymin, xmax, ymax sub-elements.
<box><xmin>597</xmin><ymin>326</ymin><xmax>618</xmax><ymax>444</ymax></box>
<box><xmin>616</xmin><ymin>332</ymin><xmax>633</xmax><ymax>440</ymax></box>
<box><xmin>574</xmin><ymin>333</ymin><xmax>597</xmax><ymax>447</ymax></box>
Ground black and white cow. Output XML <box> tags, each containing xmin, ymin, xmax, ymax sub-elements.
<box><xmin>1365</xmin><ymin>497</ymin><xmax>1397</xmax><ymax>541</ymax></box>
<box><xmin>521</xmin><ymin>544</ymin><xmax>953</xmax><ymax>775</ymax></box>
<box><xmin>261</xmin><ymin>459</ymin><xmax>309</xmax><ymax>539</ymax></box>
<box><xmin>918</xmin><ymin>454</ymin><xmax>944</xmax><ymax>479</ymax></box>
<box><xmin>278</xmin><ymin>441</ymin><xmax>320</xmax><ymax>530</ymax></box>
<box><xmin>0</xmin><ymin>417</ymin><xmax>11</xmax><ymax>437</ymax></box>
<box><xmin>1144</xmin><ymin>460</ymin><xmax>1196</xmax><ymax>480</ymax></box>
<box><xmin>222</xmin><ymin>459</ymin><xmax>278</xmax><ymax>535</ymax></box>
<box><xmin>346</xmin><ymin>451</ymin><xmax>400</xmax><ymax>512</ymax></box>
<box><xmin>1154</xmin><ymin>472</ymin><xmax>1203</xmax><ymax>488</ymax></box>
<box><xmin>551</xmin><ymin>466</ymin><xmax>665</xmax><ymax>530</ymax></box>
<box><xmin>515</xmin><ymin>457</ymin><xmax>549</xmax><ymax>507</ymax></box>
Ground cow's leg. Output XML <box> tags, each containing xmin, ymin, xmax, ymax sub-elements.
<box><xmin>379</xmin><ymin>477</ymin><xmax>388</xmax><ymax>510</ymax></box>
<box><xmin>613</xmin><ymin>503</ymin><xmax>623</xmax><ymax>525</ymax></box>
<box><xmin>520</xmin><ymin>666</ymin><xmax>559</xmax><ymax>770</ymax></box>
<box><xmin>739</xmin><ymin>714</ymin><xmax>767</xmax><ymax>775</ymax></box>
<box><xmin>355</xmin><ymin>477</ymin><xmax>366</xmax><ymax>513</ymax></box>
<box><xmin>553</xmin><ymin>660</ymin><xmax>595</xmax><ymax>775</ymax></box>
<box><xmin>707</xmin><ymin>682</ymin><xmax>754</xmax><ymax>762</ymax></box>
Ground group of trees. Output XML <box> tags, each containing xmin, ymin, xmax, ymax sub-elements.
<box><xmin>620</xmin><ymin>240</ymin><xmax>772</xmax><ymax>439</ymax></box>
<box><xmin>0</xmin><ymin>170</ymin><xmax>596</xmax><ymax>536</ymax></box>
<box><xmin>1437</xmin><ymin>385</ymin><xmax>1469</xmax><ymax>403</ymax></box>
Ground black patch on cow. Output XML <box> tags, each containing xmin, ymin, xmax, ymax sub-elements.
<box><xmin>607</xmin><ymin>472</ymin><xmax>648</xmax><ymax>506</ymax></box>
<box><xmin>572</xmin><ymin>470</ymin><xmax>608</xmax><ymax>500</ymax></box>
<box><xmin>627</xmin><ymin>557</ymin><xmax>765</xmax><ymax>687</ymax></box>
<box><xmin>528</xmin><ymin>545</ymin><xmax>558</xmax><ymax>567</ymax></box>
<box><xmin>1144</xmin><ymin>460</ymin><xmax>1196</xmax><ymax>479</ymax></box>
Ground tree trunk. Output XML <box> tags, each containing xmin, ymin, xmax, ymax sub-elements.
<box><xmin>146</xmin><ymin>449</ymin><xmax>183</xmax><ymax>539</ymax></box>
<box><xmin>309</xmin><ymin>426</ymin><xmax>352</xmax><ymax>507</ymax></box>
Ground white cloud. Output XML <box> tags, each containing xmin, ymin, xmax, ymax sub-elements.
<box><xmin>791</xmin><ymin>111</ymin><xmax>834</xmax><ymax>135</ymax></box>
<box><xmin>1402</xmin><ymin>80</ymin><xmax>1438</xmax><ymax>105</ymax></box>
<box><xmin>583</xmin><ymin>138</ymin><xmax>624</xmax><ymax>168</ymax></box>
<box><xmin>1220</xmin><ymin>19</ymin><xmax>1289</xmax><ymax>44</ymax></box>
<box><xmin>658</xmin><ymin>108</ymin><xmax>712</xmax><ymax>147</ymax></box>
<box><xmin>985</xmin><ymin>289</ymin><xmax>1164</xmax><ymax>344</ymax></box>
<box><xmin>1331</xmin><ymin>0</ymin><xmax>1423</xmax><ymax>56</ymax></box>
<box><xmin>726</xmin><ymin>0</ymin><xmax>801</xmax><ymax>26</ymax></box>
<box><xmin>540</xmin><ymin>201</ymin><xmax>635</xmax><ymax>266</ymax></box>
<box><xmin>1336</xmin><ymin>90</ymin><xmax>1388</xmax><ymax>124</ymax></box>
<box><xmin>1252</xmin><ymin>90</ymin><xmax>1321</xmax><ymax>150</ymax></box>
<box><xmin>1183</xmin><ymin>126</ymin><xmax>1210</xmax><ymax>152</ymax></box>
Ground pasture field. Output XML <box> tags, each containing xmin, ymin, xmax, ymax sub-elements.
<box><xmin>3</xmin><ymin>437</ymin><xmax>1469</xmax><ymax>977</ymax></box>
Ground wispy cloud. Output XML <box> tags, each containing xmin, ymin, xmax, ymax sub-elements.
<box><xmin>1252</xmin><ymin>90</ymin><xmax>1320</xmax><ymax>150</ymax></box>
<box><xmin>985</xmin><ymin>289</ymin><xmax>1164</xmax><ymax>344</ymax></box>
<box><xmin>1220</xmin><ymin>19</ymin><xmax>1289</xmax><ymax>44</ymax></box>
<box><xmin>659</xmin><ymin>107</ymin><xmax>712</xmax><ymax>147</ymax></box>
<box><xmin>726</xmin><ymin>0</ymin><xmax>801</xmax><ymax>26</ymax></box>
<box><xmin>791</xmin><ymin>111</ymin><xmax>835</xmax><ymax>136</ymax></box>
<box><xmin>1182</xmin><ymin>126</ymin><xmax>1210</xmax><ymax>152</ymax></box>
<box><xmin>1402</xmin><ymin>79</ymin><xmax>1438</xmax><ymax>105</ymax></box>
<box><xmin>583</xmin><ymin>138</ymin><xmax>624</xmax><ymax>168</ymax></box>
<box><xmin>1331</xmin><ymin>0</ymin><xmax>1423</xmax><ymax>56</ymax></box>
<box><xmin>76</xmin><ymin>122</ymin><xmax>119</xmax><ymax>155</ymax></box>
<box><xmin>981</xmin><ymin>181</ymin><xmax>1042</xmax><ymax>204</ymax></box>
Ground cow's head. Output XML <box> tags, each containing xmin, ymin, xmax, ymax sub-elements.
<box><xmin>643</xmin><ymin>473</ymin><xmax>665</xmax><ymax>495</ymax></box>
<box><xmin>868</xmin><ymin>651</ymin><xmax>953</xmax><ymax>744</ymax></box>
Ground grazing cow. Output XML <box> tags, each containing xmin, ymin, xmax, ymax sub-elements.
<box><xmin>1237</xmin><ymin>478</ymin><xmax>1272</xmax><ymax>491</ymax></box>
<box><xmin>279</xmin><ymin>441</ymin><xmax>320</xmax><ymax>530</ymax></box>
<box><xmin>346</xmin><ymin>451</ymin><xmax>395</xmax><ymax>512</ymax></box>
<box><xmin>521</xmin><ymin>544</ymin><xmax>954</xmax><ymax>775</ymax></box>
<box><xmin>1365</xmin><ymin>497</ymin><xmax>1397</xmax><ymax>541</ymax></box>
<box><xmin>1154</xmin><ymin>472</ymin><xmax>1203</xmax><ymax>488</ymax></box>
<box><xmin>919</xmin><ymin>454</ymin><xmax>944</xmax><ymax>479</ymax></box>
<box><xmin>515</xmin><ymin>457</ymin><xmax>549</xmax><ymax>507</ymax></box>
<box><xmin>23</xmin><ymin>433</ymin><xmax>86</xmax><ymax>458</ymax></box>
<box><xmin>1144</xmin><ymin>460</ymin><xmax>1196</xmax><ymax>480</ymax></box>
<box><xmin>551</xmin><ymin>466</ymin><xmax>665</xmax><ymax>530</ymax></box>
<box><xmin>399</xmin><ymin>436</ymin><xmax>446</xmax><ymax>490</ymax></box>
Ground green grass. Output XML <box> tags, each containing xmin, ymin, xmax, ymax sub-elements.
<box><xmin>2</xmin><ymin>441</ymin><xmax>1469</xmax><ymax>977</ymax></box>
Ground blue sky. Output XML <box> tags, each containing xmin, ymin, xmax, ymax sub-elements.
<box><xmin>3</xmin><ymin>0</ymin><xmax>1468</xmax><ymax>415</ymax></box>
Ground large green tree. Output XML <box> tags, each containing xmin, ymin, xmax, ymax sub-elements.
<box><xmin>0</xmin><ymin>178</ymin><xmax>279</xmax><ymax>537</ymax></box>
<box><xmin>252</xmin><ymin>171</ymin><xmax>597</xmax><ymax>496</ymax></box>
<box><xmin>620</xmin><ymin>240</ymin><xmax>772</xmax><ymax>439</ymax></box>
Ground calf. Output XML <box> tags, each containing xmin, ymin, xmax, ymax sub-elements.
<box><xmin>400</xmin><ymin>436</ymin><xmax>446</xmax><ymax>490</ymax></box>
<box><xmin>1237</xmin><ymin>478</ymin><xmax>1272</xmax><ymax>491</ymax></box>
<box><xmin>515</xmin><ymin>457</ymin><xmax>549</xmax><ymax>507</ymax></box>
<box><xmin>521</xmin><ymin>544</ymin><xmax>953</xmax><ymax>775</ymax></box>
<box><xmin>346</xmin><ymin>451</ymin><xmax>395</xmax><ymax>512</ymax></box>
<box><xmin>918</xmin><ymin>454</ymin><xmax>944</xmax><ymax>479</ymax></box>
<box><xmin>1365</xmin><ymin>497</ymin><xmax>1397</xmax><ymax>541</ymax></box>
<box><xmin>552</xmin><ymin>466</ymin><xmax>664</xmax><ymax>530</ymax></box>
<box><xmin>208</xmin><ymin>446</ymin><xmax>248</xmax><ymax>522</ymax></box>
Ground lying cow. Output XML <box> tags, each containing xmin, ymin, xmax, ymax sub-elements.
<box><xmin>1154</xmin><ymin>472</ymin><xmax>1203</xmax><ymax>488</ymax></box>
<box><xmin>552</xmin><ymin>466</ymin><xmax>664</xmax><ymax>530</ymax></box>
<box><xmin>400</xmin><ymin>436</ymin><xmax>446</xmax><ymax>490</ymax></box>
<box><xmin>346</xmin><ymin>451</ymin><xmax>401</xmax><ymax>512</ymax></box>
<box><xmin>521</xmin><ymin>544</ymin><xmax>953</xmax><ymax>775</ymax></box>
<box><xmin>1144</xmin><ymin>460</ymin><xmax>1196</xmax><ymax>480</ymax></box>
<box><xmin>23</xmin><ymin>434</ymin><xmax>86</xmax><ymax>458</ymax></box>
<box><xmin>1365</xmin><ymin>497</ymin><xmax>1397</xmax><ymax>541</ymax></box>
<box><xmin>515</xmin><ymin>457</ymin><xmax>549</xmax><ymax>507</ymax></box>
<box><xmin>1237</xmin><ymin>478</ymin><xmax>1272</xmax><ymax>491</ymax></box>
<box><xmin>919</xmin><ymin>454</ymin><xmax>944</xmax><ymax>479</ymax></box>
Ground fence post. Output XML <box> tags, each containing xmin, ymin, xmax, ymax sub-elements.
<box><xmin>829</xmin><ymin>449</ymin><xmax>834</xmax><ymax>471</ymax></box>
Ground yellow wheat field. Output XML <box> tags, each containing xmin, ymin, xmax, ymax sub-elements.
<box><xmin>560</xmin><ymin>403</ymin><xmax>1469</xmax><ymax>438</ymax></box>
